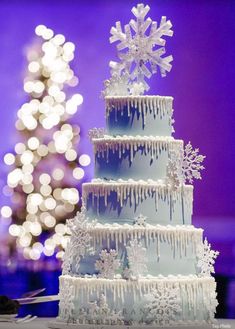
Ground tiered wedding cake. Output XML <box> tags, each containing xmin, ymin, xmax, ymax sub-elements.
<box><xmin>55</xmin><ymin>3</ymin><xmax>219</xmax><ymax>327</ymax></box>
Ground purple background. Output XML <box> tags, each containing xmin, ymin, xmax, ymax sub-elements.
<box><xmin>0</xmin><ymin>0</ymin><xmax>235</xmax><ymax>318</ymax></box>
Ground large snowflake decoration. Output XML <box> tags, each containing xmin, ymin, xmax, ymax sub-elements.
<box><xmin>62</xmin><ymin>207</ymin><xmax>95</xmax><ymax>275</ymax></box>
<box><xmin>88</xmin><ymin>127</ymin><xmax>106</xmax><ymax>141</ymax></box>
<box><xmin>197</xmin><ymin>238</ymin><xmax>219</xmax><ymax>277</ymax></box>
<box><xmin>108</xmin><ymin>3</ymin><xmax>173</xmax><ymax>94</ymax></box>
<box><xmin>126</xmin><ymin>239</ymin><xmax>147</xmax><ymax>277</ymax></box>
<box><xmin>133</xmin><ymin>213</ymin><xmax>147</xmax><ymax>226</ymax></box>
<box><xmin>95</xmin><ymin>249</ymin><xmax>120</xmax><ymax>279</ymax></box>
<box><xmin>87</xmin><ymin>293</ymin><xmax>124</xmax><ymax>325</ymax></box>
<box><xmin>182</xmin><ymin>142</ymin><xmax>205</xmax><ymax>184</ymax></box>
<box><xmin>144</xmin><ymin>283</ymin><xmax>182</xmax><ymax>326</ymax></box>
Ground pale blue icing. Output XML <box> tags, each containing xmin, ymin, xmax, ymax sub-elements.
<box><xmin>73</xmin><ymin>236</ymin><xmax>199</xmax><ymax>277</ymax></box>
<box><xmin>84</xmin><ymin>186</ymin><xmax>193</xmax><ymax>226</ymax></box>
<box><xmin>94</xmin><ymin>141</ymin><xmax>181</xmax><ymax>181</ymax></box>
<box><xmin>107</xmin><ymin>104</ymin><xmax>172</xmax><ymax>137</ymax></box>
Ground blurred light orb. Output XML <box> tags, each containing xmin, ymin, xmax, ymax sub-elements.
<box><xmin>73</xmin><ymin>167</ymin><xmax>84</xmax><ymax>180</ymax></box>
<box><xmin>39</xmin><ymin>173</ymin><xmax>51</xmax><ymax>185</ymax></box>
<box><xmin>15</xmin><ymin>143</ymin><xmax>26</xmax><ymax>154</ymax></box>
<box><xmin>28</xmin><ymin>61</ymin><xmax>40</xmax><ymax>73</ymax></box>
<box><xmin>28</xmin><ymin>137</ymin><xmax>40</xmax><ymax>150</ymax></box>
<box><xmin>40</xmin><ymin>184</ymin><xmax>52</xmax><ymax>196</ymax></box>
<box><xmin>55</xmin><ymin>223</ymin><xmax>66</xmax><ymax>235</ymax></box>
<box><xmin>29</xmin><ymin>248</ymin><xmax>41</xmax><ymax>260</ymax></box>
<box><xmin>45</xmin><ymin>197</ymin><xmax>56</xmax><ymax>210</ymax></box>
<box><xmin>21</xmin><ymin>150</ymin><xmax>34</xmax><ymax>165</ymax></box>
<box><xmin>33</xmin><ymin>242</ymin><xmax>44</xmax><ymax>253</ymax></box>
<box><xmin>30</xmin><ymin>222</ymin><xmax>42</xmax><ymax>236</ymax></box>
<box><xmin>72</xmin><ymin>94</ymin><xmax>83</xmax><ymax>106</ymax></box>
<box><xmin>53</xmin><ymin>34</ymin><xmax>65</xmax><ymax>46</ymax></box>
<box><xmin>37</xmin><ymin>144</ymin><xmax>48</xmax><ymax>157</ymax></box>
<box><xmin>79</xmin><ymin>154</ymin><xmax>91</xmax><ymax>167</ymax></box>
<box><xmin>35</xmin><ymin>24</ymin><xmax>47</xmax><ymax>37</ymax></box>
<box><xmin>4</xmin><ymin>153</ymin><xmax>15</xmax><ymax>166</ymax></box>
<box><xmin>9</xmin><ymin>224</ymin><xmax>21</xmax><ymax>236</ymax></box>
<box><xmin>52</xmin><ymin>168</ymin><xmax>64</xmax><ymax>180</ymax></box>
<box><xmin>65</xmin><ymin>149</ymin><xmax>77</xmax><ymax>161</ymax></box>
<box><xmin>1</xmin><ymin>206</ymin><xmax>12</xmax><ymax>218</ymax></box>
<box><xmin>44</xmin><ymin>215</ymin><xmax>56</xmax><ymax>228</ymax></box>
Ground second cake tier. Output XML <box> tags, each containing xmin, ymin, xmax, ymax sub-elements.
<box><xmin>93</xmin><ymin>136</ymin><xmax>183</xmax><ymax>181</ymax></box>
<box><xmin>83</xmin><ymin>180</ymin><xmax>193</xmax><ymax>226</ymax></box>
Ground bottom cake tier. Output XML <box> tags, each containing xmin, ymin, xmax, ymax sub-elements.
<box><xmin>56</xmin><ymin>275</ymin><xmax>217</xmax><ymax>327</ymax></box>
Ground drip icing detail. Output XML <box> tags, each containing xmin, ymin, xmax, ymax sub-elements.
<box><xmin>83</xmin><ymin>180</ymin><xmax>193</xmax><ymax>215</ymax></box>
<box><xmin>93</xmin><ymin>136</ymin><xmax>182</xmax><ymax>164</ymax></box>
<box><xmin>105</xmin><ymin>96</ymin><xmax>173</xmax><ymax>129</ymax></box>
<box><xmin>86</xmin><ymin>224</ymin><xmax>202</xmax><ymax>258</ymax></box>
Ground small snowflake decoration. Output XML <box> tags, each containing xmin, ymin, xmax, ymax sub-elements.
<box><xmin>182</xmin><ymin>142</ymin><xmax>205</xmax><ymax>184</ymax></box>
<box><xmin>62</xmin><ymin>207</ymin><xmax>95</xmax><ymax>275</ymax></box>
<box><xmin>133</xmin><ymin>213</ymin><xmax>147</xmax><ymax>226</ymax></box>
<box><xmin>88</xmin><ymin>127</ymin><xmax>106</xmax><ymax>140</ymax></box>
<box><xmin>87</xmin><ymin>293</ymin><xmax>124</xmax><ymax>325</ymax></box>
<box><xmin>197</xmin><ymin>238</ymin><xmax>219</xmax><ymax>277</ymax></box>
<box><xmin>126</xmin><ymin>239</ymin><xmax>147</xmax><ymax>277</ymax></box>
<box><xmin>144</xmin><ymin>283</ymin><xmax>182</xmax><ymax>326</ymax></box>
<box><xmin>95</xmin><ymin>249</ymin><xmax>120</xmax><ymax>279</ymax></box>
<box><xmin>102</xmin><ymin>69</ymin><xmax>130</xmax><ymax>97</ymax></box>
<box><xmin>107</xmin><ymin>3</ymin><xmax>173</xmax><ymax>95</ymax></box>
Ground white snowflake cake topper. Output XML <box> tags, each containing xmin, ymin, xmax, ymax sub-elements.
<box><xmin>104</xmin><ymin>3</ymin><xmax>173</xmax><ymax>96</ymax></box>
<box><xmin>197</xmin><ymin>238</ymin><xmax>219</xmax><ymax>277</ymax></box>
<box><xmin>182</xmin><ymin>142</ymin><xmax>206</xmax><ymax>184</ymax></box>
<box><xmin>144</xmin><ymin>283</ymin><xmax>182</xmax><ymax>326</ymax></box>
<box><xmin>95</xmin><ymin>249</ymin><xmax>120</xmax><ymax>279</ymax></box>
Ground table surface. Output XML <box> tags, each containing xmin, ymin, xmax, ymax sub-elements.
<box><xmin>0</xmin><ymin>318</ymin><xmax>234</xmax><ymax>329</ymax></box>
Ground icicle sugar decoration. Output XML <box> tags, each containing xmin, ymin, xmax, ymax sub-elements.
<box><xmin>103</xmin><ymin>3</ymin><xmax>173</xmax><ymax>96</ymax></box>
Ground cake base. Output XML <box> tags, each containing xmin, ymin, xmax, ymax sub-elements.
<box><xmin>48</xmin><ymin>320</ymin><xmax>215</xmax><ymax>329</ymax></box>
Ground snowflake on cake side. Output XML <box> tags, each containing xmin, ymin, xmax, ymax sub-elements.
<box><xmin>133</xmin><ymin>213</ymin><xmax>147</xmax><ymax>226</ymax></box>
<box><xmin>182</xmin><ymin>142</ymin><xmax>205</xmax><ymax>184</ymax></box>
<box><xmin>197</xmin><ymin>238</ymin><xmax>219</xmax><ymax>277</ymax></box>
<box><xmin>104</xmin><ymin>3</ymin><xmax>173</xmax><ymax>96</ymax></box>
<box><xmin>95</xmin><ymin>249</ymin><xmax>120</xmax><ymax>279</ymax></box>
<box><xmin>126</xmin><ymin>239</ymin><xmax>148</xmax><ymax>278</ymax></box>
<box><xmin>62</xmin><ymin>207</ymin><xmax>95</xmax><ymax>275</ymax></box>
<box><xmin>87</xmin><ymin>293</ymin><xmax>124</xmax><ymax>325</ymax></box>
<box><xmin>144</xmin><ymin>283</ymin><xmax>182</xmax><ymax>326</ymax></box>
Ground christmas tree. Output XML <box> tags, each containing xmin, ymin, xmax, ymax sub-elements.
<box><xmin>2</xmin><ymin>25</ymin><xmax>90</xmax><ymax>262</ymax></box>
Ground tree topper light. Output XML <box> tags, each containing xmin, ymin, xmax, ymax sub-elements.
<box><xmin>104</xmin><ymin>3</ymin><xmax>173</xmax><ymax>96</ymax></box>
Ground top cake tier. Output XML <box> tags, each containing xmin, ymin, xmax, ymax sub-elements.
<box><xmin>105</xmin><ymin>95</ymin><xmax>173</xmax><ymax>137</ymax></box>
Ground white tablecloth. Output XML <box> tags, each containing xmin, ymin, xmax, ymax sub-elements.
<box><xmin>0</xmin><ymin>318</ymin><xmax>235</xmax><ymax>329</ymax></box>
